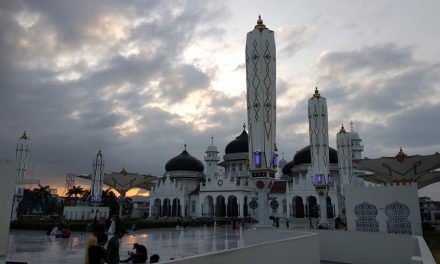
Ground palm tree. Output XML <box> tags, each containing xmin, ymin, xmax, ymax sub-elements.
<box><xmin>67</xmin><ymin>185</ymin><xmax>85</xmax><ymax>205</ymax></box>
<box><xmin>32</xmin><ymin>185</ymin><xmax>52</xmax><ymax>213</ymax></box>
<box><xmin>81</xmin><ymin>189</ymin><xmax>91</xmax><ymax>202</ymax></box>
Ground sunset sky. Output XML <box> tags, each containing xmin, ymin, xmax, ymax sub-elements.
<box><xmin>1</xmin><ymin>0</ymin><xmax>439</xmax><ymax>198</ymax></box>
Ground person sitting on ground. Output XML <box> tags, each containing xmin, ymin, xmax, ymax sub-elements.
<box><xmin>88</xmin><ymin>232</ymin><xmax>108</xmax><ymax>264</ymax></box>
<box><xmin>121</xmin><ymin>243</ymin><xmax>147</xmax><ymax>263</ymax></box>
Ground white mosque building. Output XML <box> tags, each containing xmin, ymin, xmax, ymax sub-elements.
<box><xmin>148</xmin><ymin>114</ymin><xmax>365</xmax><ymax>223</ymax></box>
<box><xmin>148</xmin><ymin>16</ymin><xmax>366</xmax><ymax>224</ymax></box>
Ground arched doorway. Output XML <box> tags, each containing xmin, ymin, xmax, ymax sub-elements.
<box><xmin>326</xmin><ymin>196</ymin><xmax>334</xmax><ymax>218</ymax></box>
<box><xmin>172</xmin><ymin>198</ymin><xmax>181</xmax><ymax>217</ymax></box>
<box><xmin>162</xmin><ymin>198</ymin><xmax>171</xmax><ymax>217</ymax></box>
<box><xmin>204</xmin><ymin>196</ymin><xmax>214</xmax><ymax>217</ymax></box>
<box><xmin>292</xmin><ymin>196</ymin><xmax>305</xmax><ymax>218</ymax></box>
<box><xmin>243</xmin><ymin>196</ymin><xmax>248</xmax><ymax>217</ymax></box>
<box><xmin>227</xmin><ymin>195</ymin><xmax>238</xmax><ymax>217</ymax></box>
<box><xmin>153</xmin><ymin>198</ymin><xmax>161</xmax><ymax>218</ymax></box>
<box><xmin>216</xmin><ymin>196</ymin><xmax>226</xmax><ymax>217</ymax></box>
<box><xmin>307</xmin><ymin>196</ymin><xmax>318</xmax><ymax>218</ymax></box>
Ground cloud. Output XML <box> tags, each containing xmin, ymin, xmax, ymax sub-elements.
<box><xmin>276</xmin><ymin>24</ymin><xmax>316</xmax><ymax>58</ymax></box>
<box><xmin>314</xmin><ymin>43</ymin><xmax>440</xmax><ymax>156</ymax></box>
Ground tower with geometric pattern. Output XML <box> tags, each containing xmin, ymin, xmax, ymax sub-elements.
<box><xmin>308</xmin><ymin>88</ymin><xmax>331</xmax><ymax>227</ymax></box>
<box><xmin>246</xmin><ymin>15</ymin><xmax>277</xmax><ymax>226</ymax></box>
<box><xmin>12</xmin><ymin>131</ymin><xmax>31</xmax><ymax>220</ymax></box>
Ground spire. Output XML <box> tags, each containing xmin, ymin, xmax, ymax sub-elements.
<box><xmin>97</xmin><ymin>149</ymin><xmax>102</xmax><ymax>156</ymax></box>
<box><xmin>313</xmin><ymin>87</ymin><xmax>320</xmax><ymax>98</ymax></box>
<box><xmin>350</xmin><ymin>121</ymin><xmax>354</xmax><ymax>132</ymax></box>
<box><xmin>255</xmin><ymin>15</ymin><xmax>267</xmax><ymax>31</ymax></box>
<box><xmin>340</xmin><ymin>124</ymin><xmax>346</xmax><ymax>133</ymax></box>
<box><xmin>210</xmin><ymin>135</ymin><xmax>214</xmax><ymax>145</ymax></box>
<box><xmin>184</xmin><ymin>144</ymin><xmax>187</xmax><ymax>150</ymax></box>
<box><xmin>243</xmin><ymin>123</ymin><xmax>246</xmax><ymax>131</ymax></box>
<box><xmin>20</xmin><ymin>131</ymin><xmax>28</xmax><ymax>140</ymax></box>
<box><xmin>396</xmin><ymin>147</ymin><xmax>407</xmax><ymax>163</ymax></box>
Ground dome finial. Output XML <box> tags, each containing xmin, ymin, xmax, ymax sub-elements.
<box><xmin>255</xmin><ymin>15</ymin><xmax>266</xmax><ymax>30</ymax></box>
<box><xmin>184</xmin><ymin>144</ymin><xmax>187</xmax><ymax>150</ymax></box>
<box><xmin>210</xmin><ymin>135</ymin><xmax>214</xmax><ymax>145</ymax></box>
<box><xmin>313</xmin><ymin>87</ymin><xmax>320</xmax><ymax>98</ymax></box>
<box><xmin>243</xmin><ymin>122</ymin><xmax>246</xmax><ymax>131</ymax></box>
<box><xmin>340</xmin><ymin>124</ymin><xmax>346</xmax><ymax>133</ymax></box>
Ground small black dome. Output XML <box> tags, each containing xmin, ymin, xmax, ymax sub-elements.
<box><xmin>165</xmin><ymin>150</ymin><xmax>204</xmax><ymax>172</ymax></box>
<box><xmin>282</xmin><ymin>145</ymin><xmax>338</xmax><ymax>175</ymax></box>
<box><xmin>225</xmin><ymin>130</ymin><xmax>249</xmax><ymax>154</ymax></box>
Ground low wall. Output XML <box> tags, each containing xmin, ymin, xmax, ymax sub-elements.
<box><xmin>162</xmin><ymin>229</ymin><xmax>319</xmax><ymax>264</ymax></box>
<box><xmin>316</xmin><ymin>229</ymin><xmax>433</xmax><ymax>264</ymax></box>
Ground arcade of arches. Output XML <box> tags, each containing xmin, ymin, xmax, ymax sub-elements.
<box><xmin>151</xmin><ymin>194</ymin><xmax>335</xmax><ymax>219</ymax></box>
<box><xmin>291</xmin><ymin>196</ymin><xmax>335</xmax><ymax>219</ymax></box>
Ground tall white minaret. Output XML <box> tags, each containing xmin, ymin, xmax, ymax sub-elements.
<box><xmin>336</xmin><ymin>124</ymin><xmax>353</xmax><ymax>195</ymax></box>
<box><xmin>246</xmin><ymin>15</ymin><xmax>277</xmax><ymax>226</ymax></box>
<box><xmin>308</xmin><ymin>87</ymin><xmax>330</xmax><ymax>226</ymax></box>
<box><xmin>90</xmin><ymin>149</ymin><xmax>104</xmax><ymax>206</ymax></box>
<box><xmin>204</xmin><ymin>136</ymin><xmax>220</xmax><ymax>178</ymax></box>
<box><xmin>308</xmin><ymin>87</ymin><xmax>330</xmax><ymax>179</ymax></box>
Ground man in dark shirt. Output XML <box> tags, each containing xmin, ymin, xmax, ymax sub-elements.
<box><xmin>89</xmin><ymin>233</ymin><xmax>108</xmax><ymax>264</ymax></box>
<box><xmin>107</xmin><ymin>227</ymin><xmax>127</xmax><ymax>264</ymax></box>
<box><xmin>121</xmin><ymin>243</ymin><xmax>147</xmax><ymax>263</ymax></box>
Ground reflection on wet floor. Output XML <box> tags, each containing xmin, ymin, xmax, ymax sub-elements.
<box><xmin>8</xmin><ymin>226</ymin><xmax>245</xmax><ymax>264</ymax></box>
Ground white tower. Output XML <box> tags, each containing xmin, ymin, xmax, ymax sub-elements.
<box><xmin>90</xmin><ymin>149</ymin><xmax>104</xmax><ymax>206</ymax></box>
<box><xmin>336</xmin><ymin>124</ymin><xmax>353</xmax><ymax>195</ymax></box>
<box><xmin>308</xmin><ymin>88</ymin><xmax>331</xmax><ymax>227</ymax></box>
<box><xmin>350</xmin><ymin>122</ymin><xmax>364</xmax><ymax>160</ymax></box>
<box><xmin>12</xmin><ymin>131</ymin><xmax>30</xmax><ymax>220</ymax></box>
<box><xmin>246</xmin><ymin>16</ymin><xmax>277</xmax><ymax>226</ymax></box>
<box><xmin>204</xmin><ymin>136</ymin><xmax>220</xmax><ymax>178</ymax></box>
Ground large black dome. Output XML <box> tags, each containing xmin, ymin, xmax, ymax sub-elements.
<box><xmin>282</xmin><ymin>145</ymin><xmax>338</xmax><ymax>175</ymax></box>
<box><xmin>225</xmin><ymin>130</ymin><xmax>249</xmax><ymax>154</ymax></box>
<box><xmin>165</xmin><ymin>150</ymin><xmax>204</xmax><ymax>172</ymax></box>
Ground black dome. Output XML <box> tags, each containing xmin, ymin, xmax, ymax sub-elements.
<box><xmin>282</xmin><ymin>145</ymin><xmax>338</xmax><ymax>175</ymax></box>
<box><xmin>165</xmin><ymin>150</ymin><xmax>204</xmax><ymax>172</ymax></box>
<box><xmin>225</xmin><ymin>130</ymin><xmax>249</xmax><ymax>154</ymax></box>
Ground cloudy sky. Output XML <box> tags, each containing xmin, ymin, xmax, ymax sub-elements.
<box><xmin>1</xmin><ymin>0</ymin><xmax>439</xmax><ymax>198</ymax></box>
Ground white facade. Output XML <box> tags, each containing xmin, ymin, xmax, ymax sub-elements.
<box><xmin>345</xmin><ymin>184</ymin><xmax>422</xmax><ymax>235</ymax></box>
<box><xmin>63</xmin><ymin>206</ymin><xmax>109</xmax><ymax>220</ymax></box>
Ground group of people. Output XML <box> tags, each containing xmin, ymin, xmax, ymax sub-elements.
<box><xmin>85</xmin><ymin>218</ymin><xmax>159</xmax><ymax>264</ymax></box>
<box><xmin>47</xmin><ymin>221</ymin><xmax>71</xmax><ymax>238</ymax></box>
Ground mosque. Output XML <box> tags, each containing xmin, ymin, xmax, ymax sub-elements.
<box><xmin>148</xmin><ymin>16</ymin><xmax>366</xmax><ymax>225</ymax></box>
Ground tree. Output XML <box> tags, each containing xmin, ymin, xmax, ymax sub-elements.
<box><xmin>101</xmin><ymin>189</ymin><xmax>119</xmax><ymax>216</ymax></box>
<box><xmin>32</xmin><ymin>184</ymin><xmax>52</xmax><ymax>213</ymax></box>
<box><xmin>67</xmin><ymin>185</ymin><xmax>85</xmax><ymax>205</ymax></box>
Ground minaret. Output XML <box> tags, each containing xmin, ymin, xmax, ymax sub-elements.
<box><xmin>246</xmin><ymin>15</ymin><xmax>277</xmax><ymax>226</ymax></box>
<box><xmin>336</xmin><ymin>124</ymin><xmax>353</xmax><ymax>195</ymax></box>
<box><xmin>350</xmin><ymin>122</ymin><xmax>364</xmax><ymax>160</ymax></box>
<box><xmin>308</xmin><ymin>88</ymin><xmax>330</xmax><ymax>227</ymax></box>
<box><xmin>12</xmin><ymin>131</ymin><xmax>31</xmax><ymax>220</ymax></box>
<box><xmin>204</xmin><ymin>136</ymin><xmax>220</xmax><ymax>178</ymax></box>
<box><xmin>90</xmin><ymin>149</ymin><xmax>104</xmax><ymax>206</ymax></box>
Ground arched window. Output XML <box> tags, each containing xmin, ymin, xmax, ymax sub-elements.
<box><xmin>191</xmin><ymin>200</ymin><xmax>196</xmax><ymax>213</ymax></box>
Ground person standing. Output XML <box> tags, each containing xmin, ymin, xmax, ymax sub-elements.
<box><xmin>88</xmin><ymin>233</ymin><xmax>108</xmax><ymax>264</ymax></box>
<box><xmin>107</xmin><ymin>227</ymin><xmax>126</xmax><ymax>264</ymax></box>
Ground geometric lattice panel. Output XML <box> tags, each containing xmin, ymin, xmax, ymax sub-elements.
<box><xmin>354</xmin><ymin>201</ymin><xmax>379</xmax><ymax>232</ymax></box>
<box><xmin>385</xmin><ymin>201</ymin><xmax>412</xmax><ymax>234</ymax></box>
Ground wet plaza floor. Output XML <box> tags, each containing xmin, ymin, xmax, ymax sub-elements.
<box><xmin>7</xmin><ymin>226</ymin><xmax>245</xmax><ymax>264</ymax></box>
